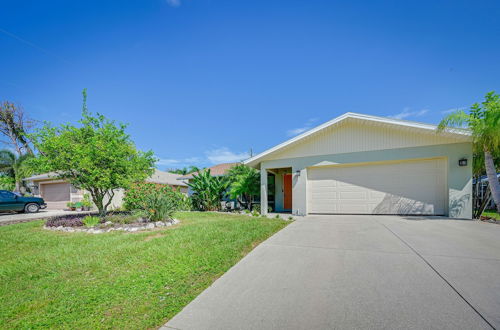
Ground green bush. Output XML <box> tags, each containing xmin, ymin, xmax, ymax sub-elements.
<box><xmin>0</xmin><ymin>175</ymin><xmax>15</xmax><ymax>191</ymax></box>
<box><xmin>252</xmin><ymin>204</ymin><xmax>261</xmax><ymax>213</ymax></box>
<box><xmin>82</xmin><ymin>216</ymin><xmax>100</xmax><ymax>227</ymax></box>
<box><xmin>124</xmin><ymin>182</ymin><xmax>190</xmax><ymax>212</ymax></box>
<box><xmin>142</xmin><ymin>190</ymin><xmax>177</xmax><ymax>221</ymax></box>
<box><xmin>188</xmin><ymin>169</ymin><xmax>228</xmax><ymax>211</ymax></box>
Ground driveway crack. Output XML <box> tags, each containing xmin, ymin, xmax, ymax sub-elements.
<box><xmin>376</xmin><ymin>220</ymin><xmax>496</xmax><ymax>330</ymax></box>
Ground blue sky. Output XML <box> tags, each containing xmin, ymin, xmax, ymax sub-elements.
<box><xmin>1</xmin><ymin>0</ymin><xmax>499</xmax><ymax>170</ymax></box>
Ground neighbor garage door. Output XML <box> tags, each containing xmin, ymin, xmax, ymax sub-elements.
<box><xmin>308</xmin><ymin>158</ymin><xmax>446</xmax><ymax>215</ymax></box>
<box><xmin>41</xmin><ymin>183</ymin><xmax>71</xmax><ymax>202</ymax></box>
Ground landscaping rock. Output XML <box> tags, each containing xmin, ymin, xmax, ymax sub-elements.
<box><xmin>44</xmin><ymin>218</ymin><xmax>181</xmax><ymax>233</ymax></box>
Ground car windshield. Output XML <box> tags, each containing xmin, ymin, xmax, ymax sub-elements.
<box><xmin>12</xmin><ymin>192</ymin><xmax>22</xmax><ymax>197</ymax></box>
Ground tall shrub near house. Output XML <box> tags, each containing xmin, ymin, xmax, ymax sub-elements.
<box><xmin>29</xmin><ymin>90</ymin><xmax>156</xmax><ymax>216</ymax></box>
<box><xmin>0</xmin><ymin>149</ymin><xmax>33</xmax><ymax>192</ymax></box>
<box><xmin>227</xmin><ymin>164</ymin><xmax>260</xmax><ymax>211</ymax></box>
<box><xmin>438</xmin><ymin>91</ymin><xmax>500</xmax><ymax>213</ymax></box>
<box><xmin>123</xmin><ymin>182</ymin><xmax>191</xmax><ymax>211</ymax></box>
<box><xmin>188</xmin><ymin>169</ymin><xmax>228</xmax><ymax>211</ymax></box>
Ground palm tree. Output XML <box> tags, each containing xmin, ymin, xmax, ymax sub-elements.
<box><xmin>169</xmin><ymin>166</ymin><xmax>201</xmax><ymax>175</ymax></box>
<box><xmin>438</xmin><ymin>91</ymin><xmax>500</xmax><ymax>213</ymax></box>
<box><xmin>227</xmin><ymin>164</ymin><xmax>260</xmax><ymax>210</ymax></box>
<box><xmin>0</xmin><ymin>149</ymin><xmax>33</xmax><ymax>192</ymax></box>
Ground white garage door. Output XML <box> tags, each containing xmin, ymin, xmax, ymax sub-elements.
<box><xmin>308</xmin><ymin>158</ymin><xmax>446</xmax><ymax>215</ymax></box>
<box><xmin>41</xmin><ymin>183</ymin><xmax>71</xmax><ymax>202</ymax></box>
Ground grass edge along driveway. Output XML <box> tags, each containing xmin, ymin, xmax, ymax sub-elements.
<box><xmin>0</xmin><ymin>212</ymin><xmax>289</xmax><ymax>329</ymax></box>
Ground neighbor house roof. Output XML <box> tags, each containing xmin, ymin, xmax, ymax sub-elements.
<box><xmin>147</xmin><ymin>169</ymin><xmax>187</xmax><ymax>186</ymax></box>
<box><xmin>179</xmin><ymin>162</ymin><xmax>239</xmax><ymax>180</ymax></box>
<box><xmin>244</xmin><ymin>112</ymin><xmax>471</xmax><ymax>167</ymax></box>
<box><xmin>23</xmin><ymin>172</ymin><xmax>60</xmax><ymax>181</ymax></box>
<box><xmin>25</xmin><ymin>169</ymin><xmax>188</xmax><ymax>187</ymax></box>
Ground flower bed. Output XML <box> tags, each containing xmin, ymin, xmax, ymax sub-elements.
<box><xmin>44</xmin><ymin>212</ymin><xmax>179</xmax><ymax>233</ymax></box>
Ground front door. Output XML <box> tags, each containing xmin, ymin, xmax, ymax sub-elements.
<box><xmin>283</xmin><ymin>174</ymin><xmax>292</xmax><ymax>210</ymax></box>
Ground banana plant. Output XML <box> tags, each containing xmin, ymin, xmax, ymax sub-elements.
<box><xmin>187</xmin><ymin>169</ymin><xmax>228</xmax><ymax>211</ymax></box>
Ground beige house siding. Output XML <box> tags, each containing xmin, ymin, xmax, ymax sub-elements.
<box><xmin>259</xmin><ymin>142</ymin><xmax>472</xmax><ymax>219</ymax></box>
<box><xmin>270</xmin><ymin>120</ymin><xmax>468</xmax><ymax>161</ymax></box>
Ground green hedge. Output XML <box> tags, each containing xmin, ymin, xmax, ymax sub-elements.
<box><xmin>123</xmin><ymin>182</ymin><xmax>191</xmax><ymax>211</ymax></box>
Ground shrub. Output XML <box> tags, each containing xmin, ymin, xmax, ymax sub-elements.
<box><xmin>82</xmin><ymin>216</ymin><xmax>101</xmax><ymax>227</ymax></box>
<box><xmin>252</xmin><ymin>204</ymin><xmax>261</xmax><ymax>213</ymax></box>
<box><xmin>46</xmin><ymin>215</ymin><xmax>84</xmax><ymax>227</ymax></box>
<box><xmin>124</xmin><ymin>182</ymin><xmax>189</xmax><ymax>211</ymax></box>
<box><xmin>142</xmin><ymin>190</ymin><xmax>177</xmax><ymax>221</ymax></box>
<box><xmin>188</xmin><ymin>169</ymin><xmax>228</xmax><ymax>211</ymax></box>
<box><xmin>275</xmin><ymin>214</ymin><xmax>280</xmax><ymax>219</ymax></box>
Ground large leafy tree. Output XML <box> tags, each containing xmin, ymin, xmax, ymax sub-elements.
<box><xmin>30</xmin><ymin>90</ymin><xmax>156</xmax><ymax>215</ymax></box>
<box><xmin>438</xmin><ymin>91</ymin><xmax>500</xmax><ymax>213</ymax></box>
<box><xmin>0</xmin><ymin>149</ymin><xmax>33</xmax><ymax>192</ymax></box>
<box><xmin>187</xmin><ymin>169</ymin><xmax>228</xmax><ymax>211</ymax></box>
<box><xmin>227</xmin><ymin>164</ymin><xmax>260</xmax><ymax>210</ymax></box>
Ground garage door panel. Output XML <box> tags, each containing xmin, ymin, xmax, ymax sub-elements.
<box><xmin>308</xmin><ymin>159</ymin><xmax>446</xmax><ymax>215</ymax></box>
<box><xmin>42</xmin><ymin>183</ymin><xmax>71</xmax><ymax>202</ymax></box>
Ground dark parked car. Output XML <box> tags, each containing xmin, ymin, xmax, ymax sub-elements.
<box><xmin>0</xmin><ymin>190</ymin><xmax>47</xmax><ymax>213</ymax></box>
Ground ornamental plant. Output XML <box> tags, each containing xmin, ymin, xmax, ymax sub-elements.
<box><xmin>123</xmin><ymin>182</ymin><xmax>190</xmax><ymax>211</ymax></box>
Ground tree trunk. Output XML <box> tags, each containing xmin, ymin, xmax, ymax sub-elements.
<box><xmin>484</xmin><ymin>150</ymin><xmax>500</xmax><ymax>213</ymax></box>
<box><xmin>475</xmin><ymin>187</ymin><xmax>491</xmax><ymax>219</ymax></box>
<box><xmin>90</xmin><ymin>189</ymin><xmax>106</xmax><ymax>217</ymax></box>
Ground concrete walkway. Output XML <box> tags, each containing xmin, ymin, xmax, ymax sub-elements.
<box><xmin>0</xmin><ymin>210</ymin><xmax>91</xmax><ymax>225</ymax></box>
<box><xmin>163</xmin><ymin>215</ymin><xmax>500</xmax><ymax>330</ymax></box>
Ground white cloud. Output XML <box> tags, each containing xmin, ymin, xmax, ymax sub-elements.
<box><xmin>205</xmin><ymin>147</ymin><xmax>250</xmax><ymax>164</ymax></box>
<box><xmin>156</xmin><ymin>156</ymin><xmax>201</xmax><ymax>166</ymax></box>
<box><xmin>389</xmin><ymin>107</ymin><xmax>429</xmax><ymax>120</ymax></box>
<box><xmin>166</xmin><ymin>0</ymin><xmax>181</xmax><ymax>7</ymax></box>
<box><xmin>286</xmin><ymin>118</ymin><xmax>318</xmax><ymax>137</ymax></box>
<box><xmin>441</xmin><ymin>107</ymin><xmax>465</xmax><ymax>114</ymax></box>
<box><xmin>156</xmin><ymin>158</ymin><xmax>180</xmax><ymax>166</ymax></box>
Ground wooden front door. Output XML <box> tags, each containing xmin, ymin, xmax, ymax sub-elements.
<box><xmin>283</xmin><ymin>174</ymin><xmax>292</xmax><ymax>210</ymax></box>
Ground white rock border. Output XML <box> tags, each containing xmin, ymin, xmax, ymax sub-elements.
<box><xmin>44</xmin><ymin>219</ymin><xmax>180</xmax><ymax>234</ymax></box>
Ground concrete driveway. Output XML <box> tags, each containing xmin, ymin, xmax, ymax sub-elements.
<box><xmin>163</xmin><ymin>215</ymin><xmax>500</xmax><ymax>330</ymax></box>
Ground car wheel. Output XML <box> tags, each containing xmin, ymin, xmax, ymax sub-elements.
<box><xmin>25</xmin><ymin>203</ymin><xmax>40</xmax><ymax>213</ymax></box>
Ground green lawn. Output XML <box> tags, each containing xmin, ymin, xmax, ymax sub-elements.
<box><xmin>482</xmin><ymin>209</ymin><xmax>500</xmax><ymax>220</ymax></box>
<box><xmin>0</xmin><ymin>212</ymin><xmax>288</xmax><ymax>329</ymax></box>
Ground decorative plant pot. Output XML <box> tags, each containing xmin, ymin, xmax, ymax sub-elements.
<box><xmin>70</xmin><ymin>207</ymin><xmax>76</xmax><ymax>211</ymax></box>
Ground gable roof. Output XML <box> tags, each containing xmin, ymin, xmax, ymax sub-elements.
<box><xmin>24</xmin><ymin>169</ymin><xmax>188</xmax><ymax>187</ymax></box>
<box><xmin>178</xmin><ymin>162</ymin><xmax>239</xmax><ymax>180</ymax></box>
<box><xmin>147</xmin><ymin>169</ymin><xmax>188</xmax><ymax>186</ymax></box>
<box><xmin>244</xmin><ymin>112</ymin><xmax>471</xmax><ymax>167</ymax></box>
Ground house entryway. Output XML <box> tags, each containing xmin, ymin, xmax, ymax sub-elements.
<box><xmin>264</xmin><ymin>167</ymin><xmax>292</xmax><ymax>213</ymax></box>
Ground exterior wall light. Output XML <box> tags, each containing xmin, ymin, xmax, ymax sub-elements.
<box><xmin>458</xmin><ymin>158</ymin><xmax>468</xmax><ymax>166</ymax></box>
<box><xmin>295</xmin><ymin>170</ymin><xmax>301</xmax><ymax>176</ymax></box>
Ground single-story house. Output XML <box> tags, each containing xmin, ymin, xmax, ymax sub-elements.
<box><xmin>244</xmin><ymin>112</ymin><xmax>473</xmax><ymax>219</ymax></box>
<box><xmin>24</xmin><ymin>169</ymin><xmax>188</xmax><ymax>210</ymax></box>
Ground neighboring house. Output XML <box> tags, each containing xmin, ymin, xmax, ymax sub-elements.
<box><xmin>24</xmin><ymin>169</ymin><xmax>188</xmax><ymax>210</ymax></box>
<box><xmin>244</xmin><ymin>112</ymin><xmax>473</xmax><ymax>219</ymax></box>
